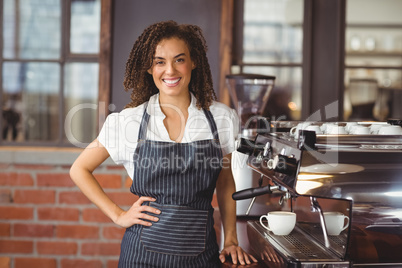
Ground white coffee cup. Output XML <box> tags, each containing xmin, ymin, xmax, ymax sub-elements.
<box><xmin>290</xmin><ymin>122</ymin><xmax>311</xmax><ymax>138</ymax></box>
<box><xmin>305</xmin><ymin>125</ymin><xmax>323</xmax><ymax>135</ymax></box>
<box><xmin>323</xmin><ymin>212</ymin><xmax>350</xmax><ymax>236</ymax></box>
<box><xmin>260</xmin><ymin>211</ymin><xmax>296</xmax><ymax>235</ymax></box>
<box><xmin>345</xmin><ymin>122</ymin><xmax>358</xmax><ymax>133</ymax></box>
<box><xmin>321</xmin><ymin>123</ymin><xmax>339</xmax><ymax>134</ymax></box>
<box><xmin>326</xmin><ymin>125</ymin><xmax>347</xmax><ymax>135</ymax></box>
<box><xmin>350</xmin><ymin>125</ymin><xmax>370</xmax><ymax>135</ymax></box>
<box><xmin>369</xmin><ymin>124</ymin><xmax>384</xmax><ymax>134</ymax></box>
<box><xmin>378</xmin><ymin>125</ymin><xmax>402</xmax><ymax>135</ymax></box>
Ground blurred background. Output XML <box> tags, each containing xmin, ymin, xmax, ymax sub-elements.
<box><xmin>1</xmin><ymin>0</ymin><xmax>401</xmax><ymax>147</ymax></box>
<box><xmin>0</xmin><ymin>1</ymin><xmax>401</xmax><ymax>267</ymax></box>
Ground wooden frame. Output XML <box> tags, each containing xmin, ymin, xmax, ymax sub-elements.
<box><xmin>218</xmin><ymin>0</ymin><xmax>234</xmax><ymax>106</ymax></box>
<box><xmin>98</xmin><ymin>0</ymin><xmax>113</xmax><ymax>129</ymax></box>
<box><xmin>0</xmin><ymin>0</ymin><xmax>113</xmax><ymax>146</ymax></box>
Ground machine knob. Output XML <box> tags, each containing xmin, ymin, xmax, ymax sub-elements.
<box><xmin>267</xmin><ymin>154</ymin><xmax>298</xmax><ymax>176</ymax></box>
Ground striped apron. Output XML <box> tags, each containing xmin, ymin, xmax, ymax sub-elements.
<box><xmin>118</xmin><ymin>104</ymin><xmax>223</xmax><ymax>268</ymax></box>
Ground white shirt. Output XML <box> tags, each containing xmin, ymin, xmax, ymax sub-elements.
<box><xmin>98</xmin><ymin>93</ymin><xmax>239</xmax><ymax>179</ymax></box>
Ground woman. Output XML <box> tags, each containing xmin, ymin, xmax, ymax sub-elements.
<box><xmin>70</xmin><ymin>20</ymin><xmax>257</xmax><ymax>267</ymax></box>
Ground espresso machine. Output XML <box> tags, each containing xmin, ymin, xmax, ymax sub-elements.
<box><xmin>233</xmin><ymin>120</ymin><xmax>402</xmax><ymax>267</ymax></box>
<box><xmin>226</xmin><ymin>73</ymin><xmax>276</xmax><ymax>216</ymax></box>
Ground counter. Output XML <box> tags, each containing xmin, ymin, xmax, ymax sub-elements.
<box><xmin>215</xmin><ymin>211</ymin><xmax>265</xmax><ymax>267</ymax></box>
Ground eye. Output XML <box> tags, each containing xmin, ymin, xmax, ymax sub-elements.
<box><xmin>155</xmin><ymin>60</ymin><xmax>164</xmax><ymax>65</ymax></box>
<box><xmin>176</xmin><ymin>58</ymin><xmax>184</xmax><ymax>63</ymax></box>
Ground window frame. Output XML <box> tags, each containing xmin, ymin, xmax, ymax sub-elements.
<box><xmin>0</xmin><ymin>0</ymin><xmax>112</xmax><ymax>147</ymax></box>
<box><xmin>225</xmin><ymin>0</ymin><xmax>305</xmax><ymax>120</ymax></box>
<box><xmin>228</xmin><ymin>0</ymin><xmax>348</xmax><ymax>120</ymax></box>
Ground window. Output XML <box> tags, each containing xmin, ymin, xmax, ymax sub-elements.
<box><xmin>1</xmin><ymin>0</ymin><xmax>110</xmax><ymax>146</ymax></box>
<box><xmin>232</xmin><ymin>0</ymin><xmax>304</xmax><ymax>120</ymax></box>
<box><xmin>344</xmin><ymin>0</ymin><xmax>402</xmax><ymax>121</ymax></box>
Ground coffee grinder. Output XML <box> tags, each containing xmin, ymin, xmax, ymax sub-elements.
<box><xmin>226</xmin><ymin>73</ymin><xmax>276</xmax><ymax>216</ymax></box>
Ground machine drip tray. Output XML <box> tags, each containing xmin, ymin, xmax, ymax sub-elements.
<box><xmin>247</xmin><ymin>221</ymin><xmax>350</xmax><ymax>266</ymax></box>
<box><xmin>297</xmin><ymin>222</ymin><xmax>348</xmax><ymax>256</ymax></box>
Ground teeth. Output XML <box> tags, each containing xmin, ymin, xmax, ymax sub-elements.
<box><xmin>163</xmin><ymin>78</ymin><xmax>180</xmax><ymax>84</ymax></box>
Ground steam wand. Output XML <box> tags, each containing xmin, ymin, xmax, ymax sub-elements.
<box><xmin>245</xmin><ymin>174</ymin><xmax>264</xmax><ymax>215</ymax></box>
<box><xmin>310</xmin><ymin>197</ymin><xmax>330</xmax><ymax>248</ymax></box>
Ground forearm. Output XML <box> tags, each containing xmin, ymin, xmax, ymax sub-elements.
<box><xmin>70</xmin><ymin>166</ymin><xmax>123</xmax><ymax>223</ymax></box>
<box><xmin>69</xmin><ymin>139</ymin><xmax>123</xmax><ymax>223</ymax></box>
<box><xmin>216</xmin><ymin>154</ymin><xmax>239</xmax><ymax>247</ymax></box>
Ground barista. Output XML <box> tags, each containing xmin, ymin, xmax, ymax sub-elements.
<box><xmin>70</xmin><ymin>20</ymin><xmax>257</xmax><ymax>267</ymax></box>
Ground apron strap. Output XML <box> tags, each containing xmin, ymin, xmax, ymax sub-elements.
<box><xmin>137</xmin><ymin>102</ymin><xmax>150</xmax><ymax>141</ymax></box>
<box><xmin>202</xmin><ymin>109</ymin><xmax>220</xmax><ymax>142</ymax></box>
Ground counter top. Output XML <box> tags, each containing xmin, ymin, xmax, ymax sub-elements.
<box><xmin>215</xmin><ymin>211</ymin><xmax>266</xmax><ymax>267</ymax></box>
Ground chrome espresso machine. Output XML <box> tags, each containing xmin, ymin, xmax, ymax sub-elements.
<box><xmin>233</xmin><ymin>120</ymin><xmax>402</xmax><ymax>267</ymax></box>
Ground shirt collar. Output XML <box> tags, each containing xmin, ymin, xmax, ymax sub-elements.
<box><xmin>146</xmin><ymin>92</ymin><xmax>201</xmax><ymax>118</ymax></box>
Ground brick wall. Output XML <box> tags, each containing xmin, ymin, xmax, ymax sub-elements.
<box><xmin>0</xmin><ymin>161</ymin><xmax>129</xmax><ymax>268</ymax></box>
<box><xmin>0</xmin><ymin>149</ymin><xmax>220</xmax><ymax>268</ymax></box>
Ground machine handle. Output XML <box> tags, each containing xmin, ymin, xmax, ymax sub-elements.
<box><xmin>232</xmin><ymin>185</ymin><xmax>279</xmax><ymax>200</ymax></box>
<box><xmin>236</xmin><ymin>138</ymin><xmax>256</xmax><ymax>155</ymax></box>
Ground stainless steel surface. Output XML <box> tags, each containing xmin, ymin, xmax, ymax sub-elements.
<box><xmin>246</xmin><ymin>197</ymin><xmax>256</xmax><ymax>215</ymax></box>
<box><xmin>248</xmin><ymin>126</ymin><xmax>402</xmax><ymax>202</ymax></box>
<box><xmin>310</xmin><ymin>197</ymin><xmax>330</xmax><ymax>248</ymax></box>
<box><xmin>247</xmin><ymin>220</ymin><xmax>350</xmax><ymax>268</ymax></box>
<box><xmin>241</xmin><ymin>120</ymin><xmax>402</xmax><ymax>267</ymax></box>
<box><xmin>232</xmin><ymin>150</ymin><xmax>280</xmax><ymax>216</ymax></box>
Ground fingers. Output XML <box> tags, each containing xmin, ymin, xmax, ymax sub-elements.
<box><xmin>132</xmin><ymin>196</ymin><xmax>160</xmax><ymax>214</ymax></box>
<box><xmin>249</xmin><ymin>252</ymin><xmax>258</xmax><ymax>263</ymax></box>
<box><xmin>133</xmin><ymin>211</ymin><xmax>159</xmax><ymax>226</ymax></box>
<box><xmin>133</xmin><ymin>196</ymin><xmax>156</xmax><ymax>207</ymax></box>
<box><xmin>131</xmin><ymin>197</ymin><xmax>161</xmax><ymax>225</ymax></box>
<box><xmin>219</xmin><ymin>245</ymin><xmax>257</xmax><ymax>265</ymax></box>
<box><xmin>116</xmin><ymin>196</ymin><xmax>161</xmax><ymax>228</ymax></box>
<box><xmin>219</xmin><ymin>250</ymin><xmax>227</xmax><ymax>263</ymax></box>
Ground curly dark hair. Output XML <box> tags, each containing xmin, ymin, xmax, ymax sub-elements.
<box><xmin>123</xmin><ymin>20</ymin><xmax>217</xmax><ymax>109</ymax></box>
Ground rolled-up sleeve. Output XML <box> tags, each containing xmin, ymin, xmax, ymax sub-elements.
<box><xmin>98</xmin><ymin>113</ymin><xmax>123</xmax><ymax>165</ymax></box>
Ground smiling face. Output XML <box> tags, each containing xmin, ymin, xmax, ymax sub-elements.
<box><xmin>147</xmin><ymin>37</ymin><xmax>196</xmax><ymax>100</ymax></box>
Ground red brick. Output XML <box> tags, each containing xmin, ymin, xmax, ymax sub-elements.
<box><xmin>14</xmin><ymin>164</ymin><xmax>53</xmax><ymax>170</ymax></box>
<box><xmin>38</xmin><ymin>207</ymin><xmax>79</xmax><ymax>221</ymax></box>
<box><xmin>37</xmin><ymin>173</ymin><xmax>75</xmax><ymax>187</ymax></box>
<box><xmin>61</xmin><ymin>259</ymin><xmax>102</xmax><ymax>268</ymax></box>
<box><xmin>0</xmin><ymin>172</ymin><xmax>33</xmax><ymax>186</ymax></box>
<box><xmin>94</xmin><ymin>174</ymin><xmax>122</xmax><ymax>188</ymax></box>
<box><xmin>0</xmin><ymin>189</ymin><xmax>12</xmax><ymax>203</ymax></box>
<box><xmin>106</xmin><ymin>165</ymin><xmax>125</xmax><ymax>170</ymax></box>
<box><xmin>59</xmin><ymin>191</ymin><xmax>91</xmax><ymax>204</ymax></box>
<box><xmin>81</xmin><ymin>242</ymin><xmax>120</xmax><ymax>256</ymax></box>
<box><xmin>0</xmin><ymin>257</ymin><xmax>10</xmax><ymax>268</ymax></box>
<box><xmin>56</xmin><ymin>225</ymin><xmax>99</xmax><ymax>239</ymax></box>
<box><xmin>82</xmin><ymin>208</ymin><xmax>111</xmax><ymax>223</ymax></box>
<box><xmin>13</xmin><ymin>223</ymin><xmax>53</xmax><ymax>237</ymax></box>
<box><xmin>0</xmin><ymin>240</ymin><xmax>33</xmax><ymax>253</ymax></box>
<box><xmin>107</xmin><ymin>260</ymin><xmax>119</xmax><ymax>268</ymax></box>
<box><xmin>61</xmin><ymin>165</ymin><xmax>72</xmax><ymax>169</ymax></box>
<box><xmin>0</xmin><ymin>206</ymin><xmax>33</xmax><ymax>220</ymax></box>
<box><xmin>14</xmin><ymin>190</ymin><xmax>55</xmax><ymax>204</ymax></box>
<box><xmin>107</xmin><ymin>192</ymin><xmax>138</xmax><ymax>206</ymax></box>
<box><xmin>37</xmin><ymin>241</ymin><xmax>78</xmax><ymax>255</ymax></box>
<box><xmin>0</xmin><ymin>223</ymin><xmax>10</xmax><ymax>237</ymax></box>
<box><xmin>15</xmin><ymin>258</ymin><xmax>56</xmax><ymax>268</ymax></box>
<box><xmin>103</xmin><ymin>226</ymin><xmax>125</xmax><ymax>239</ymax></box>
